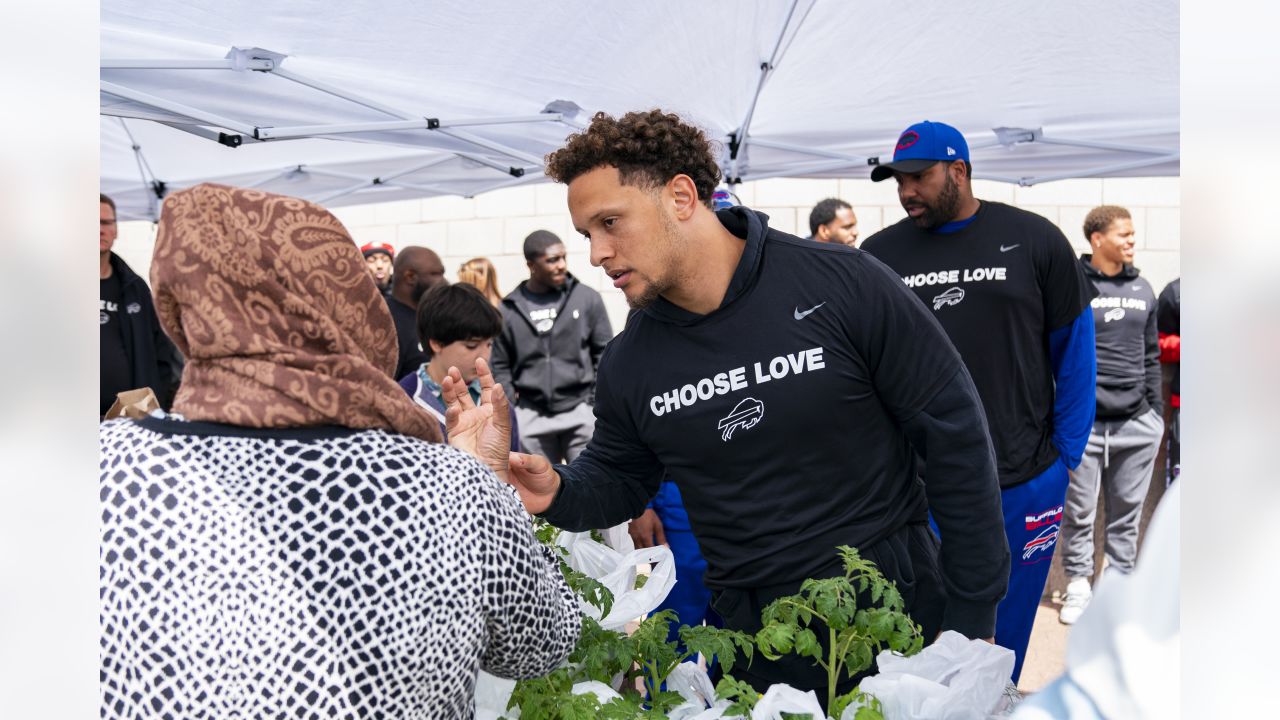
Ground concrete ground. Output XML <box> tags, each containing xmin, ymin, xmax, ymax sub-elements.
<box><xmin>1017</xmin><ymin>385</ymin><xmax>1177</xmax><ymax>693</ymax></box>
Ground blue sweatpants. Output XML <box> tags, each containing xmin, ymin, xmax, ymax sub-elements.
<box><xmin>929</xmin><ymin>457</ymin><xmax>1068</xmax><ymax>682</ymax></box>
<box><xmin>995</xmin><ymin>458</ymin><xmax>1070</xmax><ymax>682</ymax></box>
<box><xmin>650</xmin><ymin>481</ymin><xmax>722</xmax><ymax>648</ymax></box>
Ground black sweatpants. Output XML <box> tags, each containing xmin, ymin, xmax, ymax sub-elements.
<box><xmin>708</xmin><ymin>523</ymin><xmax>947</xmax><ymax>711</ymax></box>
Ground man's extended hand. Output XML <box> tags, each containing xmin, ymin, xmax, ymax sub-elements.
<box><xmin>442</xmin><ymin>358</ymin><xmax>512</xmax><ymax>481</ymax></box>
<box><xmin>506</xmin><ymin>451</ymin><xmax>562</xmax><ymax>515</ymax></box>
<box><xmin>628</xmin><ymin>508</ymin><xmax>667</xmax><ymax>548</ymax></box>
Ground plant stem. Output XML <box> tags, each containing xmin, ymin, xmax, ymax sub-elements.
<box><xmin>828</xmin><ymin>625</ymin><xmax>840</xmax><ymax>712</ymax></box>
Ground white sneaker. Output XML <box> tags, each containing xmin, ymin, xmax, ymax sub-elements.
<box><xmin>1059</xmin><ymin>578</ymin><xmax>1092</xmax><ymax>625</ymax></box>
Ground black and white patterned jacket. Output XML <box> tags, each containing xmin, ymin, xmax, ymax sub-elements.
<box><xmin>100</xmin><ymin>416</ymin><xmax>580</xmax><ymax>719</ymax></box>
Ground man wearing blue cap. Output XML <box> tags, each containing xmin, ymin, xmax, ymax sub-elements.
<box><xmin>862</xmin><ymin>121</ymin><xmax>1098</xmax><ymax>683</ymax></box>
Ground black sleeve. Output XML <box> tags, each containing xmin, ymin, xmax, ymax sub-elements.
<box><xmin>490</xmin><ymin>312</ymin><xmax>517</xmax><ymax>404</ymax></box>
<box><xmin>1035</xmin><ymin>221</ymin><xmax>1097</xmax><ymax>330</ymax></box>
<box><xmin>848</xmin><ymin>254</ymin><xmax>1010</xmax><ymax>638</ymax></box>
<box><xmin>153</xmin><ymin>325</ymin><xmax>184</xmax><ymax>410</ymax></box>
<box><xmin>1157</xmin><ymin>280</ymin><xmax>1180</xmax><ymax>336</ymax></box>
<box><xmin>1144</xmin><ymin>290</ymin><xmax>1163</xmax><ymax>415</ymax></box>
<box><xmin>539</xmin><ymin>346</ymin><xmax>663</xmax><ymax>531</ymax></box>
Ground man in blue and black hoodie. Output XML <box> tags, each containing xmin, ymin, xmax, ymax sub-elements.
<box><xmin>862</xmin><ymin>121</ymin><xmax>1097</xmax><ymax>682</ymax></box>
<box><xmin>447</xmin><ymin>110</ymin><xmax>1010</xmax><ymax>709</ymax></box>
<box><xmin>1058</xmin><ymin>205</ymin><xmax>1164</xmax><ymax>625</ymax></box>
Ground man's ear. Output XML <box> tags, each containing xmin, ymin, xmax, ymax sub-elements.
<box><xmin>427</xmin><ymin>338</ymin><xmax>444</xmax><ymax>355</ymax></box>
<box><xmin>668</xmin><ymin>174</ymin><xmax>699</xmax><ymax>221</ymax></box>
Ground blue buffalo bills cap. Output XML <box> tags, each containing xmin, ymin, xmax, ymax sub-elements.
<box><xmin>870</xmin><ymin>120</ymin><xmax>970</xmax><ymax>182</ymax></box>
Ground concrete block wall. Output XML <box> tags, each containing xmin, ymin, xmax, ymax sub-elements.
<box><xmin>114</xmin><ymin>176</ymin><xmax>1181</xmax><ymax>334</ymax></box>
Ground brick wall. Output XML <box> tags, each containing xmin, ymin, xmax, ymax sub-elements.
<box><xmin>114</xmin><ymin>176</ymin><xmax>1180</xmax><ymax>334</ymax></box>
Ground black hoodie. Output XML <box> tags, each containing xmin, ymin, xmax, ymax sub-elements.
<box><xmin>542</xmin><ymin>207</ymin><xmax>1009</xmax><ymax>639</ymax></box>
<box><xmin>101</xmin><ymin>252</ymin><xmax>184</xmax><ymax>415</ymax></box>
<box><xmin>491</xmin><ymin>274</ymin><xmax>613</xmax><ymax>414</ymax></box>
<box><xmin>1080</xmin><ymin>256</ymin><xmax>1162</xmax><ymax>419</ymax></box>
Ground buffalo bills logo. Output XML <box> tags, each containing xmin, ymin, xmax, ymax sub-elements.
<box><xmin>718</xmin><ymin>397</ymin><xmax>764</xmax><ymax>441</ymax></box>
<box><xmin>1022</xmin><ymin>524</ymin><xmax>1059</xmax><ymax>562</ymax></box>
<box><xmin>896</xmin><ymin>131</ymin><xmax>920</xmax><ymax>151</ymax></box>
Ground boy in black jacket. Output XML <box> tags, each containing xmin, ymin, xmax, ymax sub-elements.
<box><xmin>1059</xmin><ymin>206</ymin><xmax>1165</xmax><ymax>624</ymax></box>
<box><xmin>491</xmin><ymin>231</ymin><xmax>613</xmax><ymax>463</ymax></box>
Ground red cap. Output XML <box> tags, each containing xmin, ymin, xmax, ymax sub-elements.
<box><xmin>360</xmin><ymin>242</ymin><xmax>395</xmax><ymax>259</ymax></box>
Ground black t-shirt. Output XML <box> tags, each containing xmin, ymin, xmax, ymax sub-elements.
<box><xmin>101</xmin><ymin>272</ymin><xmax>132</xmax><ymax>416</ymax></box>
<box><xmin>862</xmin><ymin>202</ymin><xmax>1096</xmax><ymax>487</ymax></box>
<box><xmin>519</xmin><ymin>286</ymin><xmax>563</xmax><ymax>334</ymax></box>
<box><xmin>546</xmin><ymin>209</ymin><xmax>1006</xmax><ymax>611</ymax></box>
<box><xmin>386</xmin><ymin>296</ymin><xmax>427</xmax><ymax>382</ymax></box>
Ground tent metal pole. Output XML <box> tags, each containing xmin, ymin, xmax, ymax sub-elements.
<box><xmin>728</xmin><ymin>0</ymin><xmax>807</xmax><ymax>181</ymax></box>
<box><xmin>242</xmin><ymin>170</ymin><xmax>290</xmax><ymax>189</ymax></box>
<box><xmin>1034</xmin><ymin>136</ymin><xmax>1176</xmax><ymax>156</ymax></box>
<box><xmin>436</xmin><ymin>128</ymin><xmax>545</xmax><ymax>166</ymax></box>
<box><xmin>257</xmin><ymin>120</ymin><xmax>436</xmax><ymax>139</ymax></box>
<box><xmin>437</xmin><ymin>115</ymin><xmax>563</xmax><ymax>128</ymax></box>
<box><xmin>295</xmin><ymin>167</ymin><xmax>374</xmax><ymax>183</ymax></box>
<box><xmin>117</xmin><ymin>118</ymin><xmax>161</xmax><ymax>220</ymax></box>
<box><xmin>746</xmin><ymin>138</ymin><xmax>867</xmax><ymax>163</ymax></box>
<box><xmin>380</xmin><ymin>179</ymin><xmax>460</xmax><ymax>195</ymax></box>
<box><xmin>100</xmin><ymin>81</ymin><xmax>258</xmax><ymax>135</ymax></box>
<box><xmin>1017</xmin><ymin>153</ymin><xmax>1180</xmax><ymax>186</ymax></box>
<box><xmin>270</xmin><ymin>66</ymin><xmax>419</xmax><ymax>120</ymax></box>
<box><xmin>972</xmin><ymin>173</ymin><xmax>1026</xmax><ymax>184</ymax></box>
<box><xmin>466</xmin><ymin>170</ymin><xmax>547</xmax><ymax>197</ymax></box>
<box><xmin>311</xmin><ymin>181</ymin><xmax>375</xmax><ymax>206</ymax></box>
<box><xmin>455</xmin><ymin>151</ymin><xmax>532</xmax><ymax>177</ymax></box>
<box><xmin>156</xmin><ymin>121</ymin><xmax>252</xmax><ymax>147</ymax></box>
<box><xmin>741</xmin><ymin>158</ymin><xmax>869</xmax><ymax>183</ymax></box>
<box><xmin>101</xmin><ymin>58</ymin><xmax>274</xmax><ymax>71</ymax></box>
<box><xmin>376</xmin><ymin>156</ymin><xmax>456</xmax><ymax>183</ymax></box>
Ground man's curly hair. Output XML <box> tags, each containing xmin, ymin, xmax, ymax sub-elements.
<box><xmin>545</xmin><ymin>109</ymin><xmax>722</xmax><ymax>207</ymax></box>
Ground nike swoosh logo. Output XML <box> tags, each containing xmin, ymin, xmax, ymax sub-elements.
<box><xmin>794</xmin><ymin>302</ymin><xmax>826</xmax><ymax>320</ymax></box>
<box><xmin>1000</xmin><ymin>244</ymin><xmax>1021</xmax><ymax>252</ymax></box>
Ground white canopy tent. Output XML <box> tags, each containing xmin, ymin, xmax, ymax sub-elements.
<box><xmin>101</xmin><ymin>0</ymin><xmax>1178</xmax><ymax>221</ymax></box>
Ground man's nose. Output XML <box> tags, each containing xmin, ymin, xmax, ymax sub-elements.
<box><xmin>589</xmin><ymin>238</ymin><xmax>612</xmax><ymax>267</ymax></box>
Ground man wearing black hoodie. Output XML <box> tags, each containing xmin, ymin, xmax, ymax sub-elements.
<box><xmin>445</xmin><ymin>110</ymin><xmax>1009</xmax><ymax>708</ymax></box>
<box><xmin>1059</xmin><ymin>205</ymin><xmax>1164</xmax><ymax>625</ymax></box>
<box><xmin>99</xmin><ymin>193</ymin><xmax>183</xmax><ymax>417</ymax></box>
<box><xmin>491</xmin><ymin>231</ymin><xmax>613</xmax><ymax>463</ymax></box>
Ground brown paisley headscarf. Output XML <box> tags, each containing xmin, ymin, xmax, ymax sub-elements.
<box><xmin>151</xmin><ymin>183</ymin><xmax>442</xmax><ymax>443</ymax></box>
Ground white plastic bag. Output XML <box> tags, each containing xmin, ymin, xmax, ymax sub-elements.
<box><xmin>859</xmin><ymin>630</ymin><xmax>1015</xmax><ymax>720</ymax></box>
<box><xmin>664</xmin><ymin>661</ymin><xmax>720</xmax><ymax>718</ymax></box>
<box><xmin>473</xmin><ymin>670</ymin><xmax>518</xmax><ymax>720</ymax></box>
<box><xmin>556</xmin><ymin>530</ymin><xmax>676</xmax><ymax>631</ymax></box>
<box><xmin>750</xmin><ymin>683</ymin><xmax>826</xmax><ymax>719</ymax></box>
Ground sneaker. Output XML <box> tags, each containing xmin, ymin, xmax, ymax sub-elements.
<box><xmin>1059</xmin><ymin>578</ymin><xmax>1092</xmax><ymax>625</ymax></box>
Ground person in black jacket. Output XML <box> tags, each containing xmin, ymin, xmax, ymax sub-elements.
<box><xmin>1157</xmin><ymin>277</ymin><xmax>1180</xmax><ymax>484</ymax></box>
<box><xmin>442</xmin><ymin>110</ymin><xmax>1009</xmax><ymax>710</ymax></box>
<box><xmin>490</xmin><ymin>231</ymin><xmax>612</xmax><ymax>463</ymax></box>
<box><xmin>99</xmin><ymin>193</ymin><xmax>183</xmax><ymax>417</ymax></box>
<box><xmin>1059</xmin><ymin>205</ymin><xmax>1165</xmax><ymax>625</ymax></box>
<box><xmin>385</xmin><ymin>246</ymin><xmax>445</xmax><ymax>381</ymax></box>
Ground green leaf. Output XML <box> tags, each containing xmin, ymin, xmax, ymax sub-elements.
<box><xmin>715</xmin><ymin>674</ymin><xmax>761</xmax><ymax>716</ymax></box>
<box><xmin>794</xmin><ymin>627</ymin><xmax>823</xmax><ymax>663</ymax></box>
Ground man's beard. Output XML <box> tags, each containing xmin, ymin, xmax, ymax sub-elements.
<box><xmin>910</xmin><ymin>172</ymin><xmax>962</xmax><ymax>230</ymax></box>
<box><xmin>626</xmin><ymin>211</ymin><xmax>682</xmax><ymax>310</ymax></box>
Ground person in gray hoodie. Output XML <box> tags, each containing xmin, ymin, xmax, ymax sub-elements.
<box><xmin>491</xmin><ymin>230</ymin><xmax>613</xmax><ymax>463</ymax></box>
<box><xmin>1059</xmin><ymin>205</ymin><xmax>1164</xmax><ymax>624</ymax></box>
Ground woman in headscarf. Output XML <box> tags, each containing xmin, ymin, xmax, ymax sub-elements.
<box><xmin>98</xmin><ymin>184</ymin><xmax>579</xmax><ymax>719</ymax></box>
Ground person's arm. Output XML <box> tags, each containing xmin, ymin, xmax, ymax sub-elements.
<box><xmin>1047</xmin><ymin>309</ymin><xmax>1097</xmax><ymax>469</ymax></box>
<box><xmin>541</xmin><ymin>349</ymin><xmax>663</xmax><ymax>531</ymax></box>
<box><xmin>490</xmin><ymin>314</ymin><xmax>517</xmax><ymax>404</ymax></box>
<box><xmin>1143</xmin><ymin>297</ymin><xmax>1163</xmax><ymax>415</ymax></box>
<box><xmin>472</xmin><ymin>461</ymin><xmax>582</xmax><ymax>679</ymax></box>
<box><xmin>1157</xmin><ymin>281</ymin><xmax>1180</xmax><ymax>363</ymax></box>
<box><xmin>851</xmin><ymin>254</ymin><xmax>1009</xmax><ymax>639</ymax></box>
<box><xmin>898</xmin><ymin>368</ymin><xmax>1010</xmax><ymax>638</ymax></box>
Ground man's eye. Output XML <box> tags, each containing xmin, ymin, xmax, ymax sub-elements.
<box><xmin>604</xmin><ymin>217</ymin><xmax>616</xmax><ymax>228</ymax></box>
